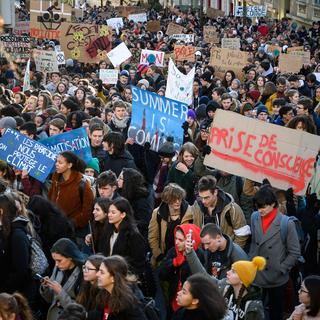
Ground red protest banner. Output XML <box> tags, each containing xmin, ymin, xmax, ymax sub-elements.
<box><xmin>204</xmin><ymin>110</ymin><xmax>320</xmax><ymax>195</ymax></box>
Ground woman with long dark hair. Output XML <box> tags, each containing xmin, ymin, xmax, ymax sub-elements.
<box><xmin>173</xmin><ymin>274</ymin><xmax>226</xmax><ymax>320</ymax></box>
<box><xmin>97</xmin><ymin>255</ymin><xmax>147</xmax><ymax>320</ymax></box>
<box><xmin>27</xmin><ymin>195</ymin><xmax>75</xmax><ymax>268</ymax></box>
<box><xmin>0</xmin><ymin>292</ymin><xmax>33</xmax><ymax>320</ymax></box>
<box><xmin>118</xmin><ymin>168</ymin><xmax>153</xmax><ymax>241</ymax></box>
<box><xmin>40</xmin><ymin>238</ymin><xmax>87</xmax><ymax>320</ymax></box>
<box><xmin>288</xmin><ymin>275</ymin><xmax>320</xmax><ymax>319</ymax></box>
<box><xmin>100</xmin><ymin>197</ymin><xmax>146</xmax><ymax>276</ymax></box>
<box><xmin>48</xmin><ymin>151</ymin><xmax>94</xmax><ymax>242</ymax></box>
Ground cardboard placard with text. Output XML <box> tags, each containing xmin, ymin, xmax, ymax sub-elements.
<box><xmin>204</xmin><ymin>110</ymin><xmax>320</xmax><ymax>195</ymax></box>
<box><xmin>221</xmin><ymin>38</ymin><xmax>241</xmax><ymax>50</ymax></box>
<box><xmin>279</xmin><ymin>53</ymin><xmax>308</xmax><ymax>73</ymax></box>
<box><xmin>209</xmin><ymin>47</ymin><xmax>248</xmax><ymax>80</ymax></box>
<box><xmin>60</xmin><ymin>23</ymin><xmax>112</xmax><ymax>63</ymax></box>
<box><xmin>174</xmin><ymin>45</ymin><xmax>195</xmax><ymax>62</ymax></box>
<box><xmin>30</xmin><ymin>0</ymin><xmax>73</xmax><ymax>39</ymax></box>
<box><xmin>203</xmin><ymin>26</ymin><xmax>219</xmax><ymax>44</ymax></box>
<box><xmin>287</xmin><ymin>46</ymin><xmax>304</xmax><ymax>52</ymax></box>
<box><xmin>140</xmin><ymin>49</ymin><xmax>164</xmax><ymax>67</ymax></box>
<box><xmin>166</xmin><ymin>23</ymin><xmax>184</xmax><ymax>36</ymax></box>
<box><xmin>14</xmin><ymin>21</ymin><xmax>30</xmax><ymax>35</ymax></box>
<box><xmin>286</xmin><ymin>51</ymin><xmax>310</xmax><ymax>64</ymax></box>
<box><xmin>116</xmin><ymin>6</ymin><xmax>144</xmax><ymax>18</ymax></box>
<box><xmin>147</xmin><ymin>20</ymin><xmax>161</xmax><ymax>32</ymax></box>
<box><xmin>33</xmin><ymin>49</ymin><xmax>59</xmax><ymax>73</ymax></box>
<box><xmin>206</xmin><ymin>7</ymin><xmax>225</xmax><ymax>19</ymax></box>
<box><xmin>0</xmin><ymin>34</ymin><xmax>30</xmax><ymax>60</ymax></box>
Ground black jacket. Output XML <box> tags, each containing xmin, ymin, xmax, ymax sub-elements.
<box><xmin>91</xmin><ymin>144</ymin><xmax>108</xmax><ymax>172</ymax></box>
<box><xmin>0</xmin><ymin>216</ymin><xmax>38</xmax><ymax>302</ymax></box>
<box><xmin>103</xmin><ymin>150</ymin><xmax>137</xmax><ymax>176</ymax></box>
<box><xmin>172</xmin><ymin>308</ymin><xmax>210</xmax><ymax>320</ymax></box>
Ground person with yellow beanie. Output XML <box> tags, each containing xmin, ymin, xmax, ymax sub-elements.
<box><xmin>186</xmin><ymin>237</ymin><xmax>266</xmax><ymax>320</ymax></box>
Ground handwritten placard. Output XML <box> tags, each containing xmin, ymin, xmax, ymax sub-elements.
<box><xmin>209</xmin><ymin>47</ymin><xmax>248</xmax><ymax>80</ymax></box>
<box><xmin>174</xmin><ymin>45</ymin><xmax>196</xmax><ymax>62</ymax></box>
<box><xmin>99</xmin><ymin>69</ymin><xmax>119</xmax><ymax>84</ymax></box>
<box><xmin>204</xmin><ymin>109</ymin><xmax>320</xmax><ymax>195</ymax></box>
<box><xmin>206</xmin><ymin>7</ymin><xmax>225</xmax><ymax>19</ymax></box>
<box><xmin>0</xmin><ymin>34</ymin><xmax>30</xmax><ymax>59</ymax></box>
<box><xmin>171</xmin><ymin>34</ymin><xmax>195</xmax><ymax>43</ymax></box>
<box><xmin>221</xmin><ymin>38</ymin><xmax>241</xmax><ymax>50</ymax></box>
<box><xmin>140</xmin><ymin>49</ymin><xmax>164</xmax><ymax>67</ymax></box>
<box><xmin>33</xmin><ymin>49</ymin><xmax>59</xmax><ymax>73</ymax></box>
<box><xmin>128</xmin><ymin>13</ymin><xmax>147</xmax><ymax>23</ymax></box>
<box><xmin>0</xmin><ymin>129</ymin><xmax>56</xmax><ymax>182</ymax></box>
<box><xmin>166</xmin><ymin>23</ymin><xmax>184</xmax><ymax>36</ymax></box>
<box><xmin>147</xmin><ymin>20</ymin><xmax>161</xmax><ymax>32</ymax></box>
<box><xmin>279</xmin><ymin>53</ymin><xmax>308</xmax><ymax>73</ymax></box>
<box><xmin>203</xmin><ymin>26</ymin><xmax>219</xmax><ymax>44</ymax></box>
<box><xmin>107</xmin><ymin>42</ymin><xmax>132</xmax><ymax>67</ymax></box>
<box><xmin>13</xmin><ymin>21</ymin><xmax>30</xmax><ymax>35</ymax></box>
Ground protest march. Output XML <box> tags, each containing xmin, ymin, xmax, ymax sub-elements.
<box><xmin>1</xmin><ymin>1</ymin><xmax>320</xmax><ymax>320</ymax></box>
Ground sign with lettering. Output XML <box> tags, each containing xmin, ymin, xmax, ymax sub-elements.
<box><xmin>171</xmin><ymin>34</ymin><xmax>195</xmax><ymax>43</ymax></box>
<box><xmin>0</xmin><ymin>34</ymin><xmax>30</xmax><ymax>60</ymax></box>
<box><xmin>128</xmin><ymin>86</ymin><xmax>188</xmax><ymax>152</ymax></box>
<box><xmin>60</xmin><ymin>23</ymin><xmax>112</xmax><ymax>63</ymax></box>
<box><xmin>166</xmin><ymin>22</ymin><xmax>184</xmax><ymax>36</ymax></box>
<box><xmin>107</xmin><ymin>42</ymin><xmax>132</xmax><ymax>67</ymax></box>
<box><xmin>203</xmin><ymin>26</ymin><xmax>219</xmax><ymax>44</ymax></box>
<box><xmin>165</xmin><ymin>58</ymin><xmax>195</xmax><ymax>105</ymax></box>
<box><xmin>235</xmin><ymin>5</ymin><xmax>267</xmax><ymax>17</ymax></box>
<box><xmin>40</xmin><ymin>127</ymin><xmax>92</xmax><ymax>164</ymax></box>
<box><xmin>147</xmin><ymin>20</ymin><xmax>161</xmax><ymax>32</ymax></box>
<box><xmin>286</xmin><ymin>51</ymin><xmax>310</xmax><ymax>64</ymax></box>
<box><xmin>33</xmin><ymin>49</ymin><xmax>59</xmax><ymax>73</ymax></box>
<box><xmin>107</xmin><ymin>17</ymin><xmax>124</xmax><ymax>31</ymax></box>
<box><xmin>206</xmin><ymin>7</ymin><xmax>225</xmax><ymax>19</ymax></box>
<box><xmin>209</xmin><ymin>47</ymin><xmax>248</xmax><ymax>80</ymax></box>
<box><xmin>0</xmin><ymin>129</ymin><xmax>57</xmax><ymax>182</ymax></box>
<box><xmin>279</xmin><ymin>53</ymin><xmax>308</xmax><ymax>73</ymax></box>
<box><xmin>221</xmin><ymin>38</ymin><xmax>241</xmax><ymax>50</ymax></box>
<box><xmin>13</xmin><ymin>21</ymin><xmax>30</xmax><ymax>35</ymax></box>
<box><xmin>116</xmin><ymin>6</ymin><xmax>145</xmax><ymax>18</ymax></box>
<box><xmin>140</xmin><ymin>49</ymin><xmax>164</xmax><ymax>67</ymax></box>
<box><xmin>174</xmin><ymin>45</ymin><xmax>196</xmax><ymax>62</ymax></box>
<box><xmin>204</xmin><ymin>110</ymin><xmax>320</xmax><ymax>195</ymax></box>
<box><xmin>99</xmin><ymin>69</ymin><xmax>118</xmax><ymax>84</ymax></box>
<box><xmin>287</xmin><ymin>46</ymin><xmax>304</xmax><ymax>52</ymax></box>
<box><xmin>128</xmin><ymin>13</ymin><xmax>147</xmax><ymax>23</ymax></box>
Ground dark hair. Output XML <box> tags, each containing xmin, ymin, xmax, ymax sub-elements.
<box><xmin>0</xmin><ymin>194</ymin><xmax>18</xmax><ymax>239</ymax></box>
<box><xmin>102</xmin><ymin>132</ymin><xmax>125</xmax><ymax>156</ymax></box>
<box><xmin>0</xmin><ymin>160</ymin><xmax>16</xmax><ymax>184</ymax></box>
<box><xmin>89</xmin><ymin>123</ymin><xmax>104</xmax><ymax>134</ymax></box>
<box><xmin>279</xmin><ymin>105</ymin><xmax>293</xmax><ymax>117</ymax></box>
<box><xmin>20</xmin><ymin>121</ymin><xmax>37</xmax><ymax>137</ymax></box>
<box><xmin>272</xmin><ymin>98</ymin><xmax>286</xmax><ymax>107</ymax></box>
<box><xmin>86</xmin><ymin>95</ymin><xmax>102</xmax><ymax>109</ymax></box>
<box><xmin>212</xmin><ymin>87</ymin><xmax>227</xmax><ymax>97</ymax></box>
<box><xmin>286</xmin><ymin>115</ymin><xmax>316</xmax><ymax>134</ymax></box>
<box><xmin>94</xmin><ymin>197</ymin><xmax>112</xmax><ymax>214</ymax></box>
<box><xmin>67</xmin><ymin>111</ymin><xmax>88</xmax><ymax>129</ymax></box>
<box><xmin>200</xmin><ymin>223</ymin><xmax>223</xmax><ymax>238</ymax></box>
<box><xmin>305</xmin><ymin>73</ymin><xmax>317</xmax><ymax>83</ymax></box>
<box><xmin>57</xmin><ymin>303</ymin><xmax>86</xmax><ymax>320</ymax></box>
<box><xmin>186</xmin><ymin>274</ymin><xmax>226</xmax><ymax>320</ymax></box>
<box><xmin>59</xmin><ymin>151</ymin><xmax>86</xmax><ymax>173</ymax></box>
<box><xmin>97</xmin><ymin>170</ymin><xmax>118</xmax><ymax>188</ymax></box>
<box><xmin>198</xmin><ymin>175</ymin><xmax>217</xmax><ymax>193</ymax></box>
<box><xmin>297</xmin><ymin>97</ymin><xmax>313</xmax><ymax>110</ymax></box>
<box><xmin>222</xmin><ymin>70</ymin><xmax>236</xmax><ymax>88</ymax></box>
<box><xmin>276</xmin><ymin>76</ymin><xmax>287</xmax><ymax>86</ymax></box>
<box><xmin>99</xmin><ymin>256</ymin><xmax>138</xmax><ymax>314</ymax></box>
<box><xmin>120</xmin><ymin>168</ymin><xmax>148</xmax><ymax>201</ymax></box>
<box><xmin>253</xmin><ymin>185</ymin><xmax>278</xmax><ymax>209</ymax></box>
<box><xmin>220</xmin><ymin>93</ymin><xmax>232</xmax><ymax>101</ymax></box>
<box><xmin>0</xmin><ymin>292</ymin><xmax>33</xmax><ymax>320</ymax></box>
<box><xmin>304</xmin><ymin>275</ymin><xmax>320</xmax><ymax>317</ymax></box>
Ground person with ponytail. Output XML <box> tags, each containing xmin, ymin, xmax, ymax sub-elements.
<box><xmin>185</xmin><ymin>237</ymin><xmax>266</xmax><ymax>320</ymax></box>
<box><xmin>48</xmin><ymin>151</ymin><xmax>94</xmax><ymax>242</ymax></box>
<box><xmin>0</xmin><ymin>292</ymin><xmax>33</xmax><ymax>320</ymax></box>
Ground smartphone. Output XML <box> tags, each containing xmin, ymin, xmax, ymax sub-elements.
<box><xmin>35</xmin><ymin>273</ymin><xmax>44</xmax><ymax>281</ymax></box>
<box><xmin>187</xmin><ymin>229</ymin><xmax>193</xmax><ymax>241</ymax></box>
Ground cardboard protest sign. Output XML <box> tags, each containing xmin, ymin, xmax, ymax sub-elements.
<box><xmin>235</xmin><ymin>5</ymin><xmax>266</xmax><ymax>17</ymax></box>
<box><xmin>203</xmin><ymin>26</ymin><xmax>219</xmax><ymax>44</ymax></box>
<box><xmin>60</xmin><ymin>23</ymin><xmax>112</xmax><ymax>63</ymax></box>
<box><xmin>30</xmin><ymin>0</ymin><xmax>73</xmax><ymax>39</ymax></box>
<box><xmin>33</xmin><ymin>49</ymin><xmax>59</xmax><ymax>73</ymax></box>
<box><xmin>107</xmin><ymin>18</ymin><xmax>124</xmax><ymax>31</ymax></box>
<box><xmin>116</xmin><ymin>6</ymin><xmax>144</xmax><ymax>18</ymax></box>
<box><xmin>209</xmin><ymin>47</ymin><xmax>248</xmax><ymax>80</ymax></box>
<box><xmin>99</xmin><ymin>69</ymin><xmax>118</xmax><ymax>84</ymax></box>
<box><xmin>165</xmin><ymin>58</ymin><xmax>195</xmax><ymax>105</ymax></box>
<box><xmin>204</xmin><ymin>110</ymin><xmax>320</xmax><ymax>195</ymax></box>
<box><xmin>166</xmin><ymin>23</ymin><xmax>184</xmax><ymax>36</ymax></box>
<box><xmin>14</xmin><ymin>21</ymin><xmax>30</xmax><ymax>35</ymax></box>
<box><xmin>171</xmin><ymin>34</ymin><xmax>195</xmax><ymax>43</ymax></box>
<box><xmin>287</xmin><ymin>46</ymin><xmax>304</xmax><ymax>52</ymax></box>
<box><xmin>206</xmin><ymin>7</ymin><xmax>225</xmax><ymax>19</ymax></box>
<box><xmin>129</xmin><ymin>86</ymin><xmax>188</xmax><ymax>152</ymax></box>
<box><xmin>147</xmin><ymin>20</ymin><xmax>161</xmax><ymax>32</ymax></box>
<box><xmin>221</xmin><ymin>38</ymin><xmax>241</xmax><ymax>50</ymax></box>
<box><xmin>279</xmin><ymin>53</ymin><xmax>306</xmax><ymax>73</ymax></box>
<box><xmin>286</xmin><ymin>51</ymin><xmax>310</xmax><ymax>64</ymax></box>
<box><xmin>107</xmin><ymin>42</ymin><xmax>132</xmax><ymax>67</ymax></box>
<box><xmin>267</xmin><ymin>45</ymin><xmax>282</xmax><ymax>57</ymax></box>
<box><xmin>0</xmin><ymin>129</ymin><xmax>56</xmax><ymax>182</ymax></box>
<box><xmin>0</xmin><ymin>35</ymin><xmax>30</xmax><ymax>60</ymax></box>
<box><xmin>174</xmin><ymin>45</ymin><xmax>196</xmax><ymax>62</ymax></box>
<box><xmin>40</xmin><ymin>127</ymin><xmax>92</xmax><ymax>164</ymax></box>
<box><xmin>128</xmin><ymin>13</ymin><xmax>147</xmax><ymax>23</ymax></box>
<box><xmin>140</xmin><ymin>49</ymin><xmax>164</xmax><ymax>67</ymax></box>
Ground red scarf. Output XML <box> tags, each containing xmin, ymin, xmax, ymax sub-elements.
<box><xmin>261</xmin><ymin>208</ymin><xmax>278</xmax><ymax>234</ymax></box>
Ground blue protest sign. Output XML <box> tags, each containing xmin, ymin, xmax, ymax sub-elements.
<box><xmin>40</xmin><ymin>127</ymin><xmax>92</xmax><ymax>164</ymax></box>
<box><xmin>128</xmin><ymin>86</ymin><xmax>188</xmax><ymax>152</ymax></box>
<box><xmin>0</xmin><ymin>129</ymin><xmax>56</xmax><ymax>182</ymax></box>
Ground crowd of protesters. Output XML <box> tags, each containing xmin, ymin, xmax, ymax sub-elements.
<box><xmin>0</xmin><ymin>1</ymin><xmax>320</xmax><ymax>320</ymax></box>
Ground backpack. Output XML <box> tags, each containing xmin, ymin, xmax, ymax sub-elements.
<box><xmin>142</xmin><ymin>297</ymin><xmax>161</xmax><ymax>320</ymax></box>
<box><xmin>27</xmin><ymin>234</ymin><xmax>49</xmax><ymax>275</ymax></box>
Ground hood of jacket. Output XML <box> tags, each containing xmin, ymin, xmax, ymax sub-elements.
<box><xmin>157</xmin><ymin>199</ymin><xmax>189</xmax><ymax>221</ymax></box>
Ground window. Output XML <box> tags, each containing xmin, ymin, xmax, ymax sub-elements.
<box><xmin>297</xmin><ymin>3</ymin><xmax>307</xmax><ymax>16</ymax></box>
<box><xmin>314</xmin><ymin>8</ymin><xmax>320</xmax><ymax>17</ymax></box>
<box><xmin>315</xmin><ymin>0</ymin><xmax>320</xmax><ymax>5</ymax></box>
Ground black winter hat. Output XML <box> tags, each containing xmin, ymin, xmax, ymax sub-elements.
<box><xmin>206</xmin><ymin>100</ymin><xmax>221</xmax><ymax>114</ymax></box>
<box><xmin>200</xmin><ymin>71</ymin><xmax>212</xmax><ymax>82</ymax></box>
<box><xmin>195</xmin><ymin>104</ymin><xmax>207</xmax><ymax>120</ymax></box>
<box><xmin>158</xmin><ymin>136</ymin><xmax>176</xmax><ymax>158</ymax></box>
<box><xmin>51</xmin><ymin>238</ymin><xmax>87</xmax><ymax>265</ymax></box>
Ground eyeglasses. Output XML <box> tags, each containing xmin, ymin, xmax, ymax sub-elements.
<box><xmin>82</xmin><ymin>265</ymin><xmax>97</xmax><ymax>272</ymax></box>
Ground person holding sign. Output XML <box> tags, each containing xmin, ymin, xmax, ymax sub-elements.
<box><xmin>48</xmin><ymin>151</ymin><xmax>94</xmax><ymax>244</ymax></box>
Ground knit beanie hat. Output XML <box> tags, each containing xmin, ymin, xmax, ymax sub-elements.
<box><xmin>187</xmin><ymin>109</ymin><xmax>196</xmax><ymax>120</ymax></box>
<box><xmin>86</xmin><ymin>158</ymin><xmax>100</xmax><ymax>174</ymax></box>
<box><xmin>256</xmin><ymin>106</ymin><xmax>269</xmax><ymax>116</ymax></box>
<box><xmin>247</xmin><ymin>90</ymin><xmax>261</xmax><ymax>102</ymax></box>
<box><xmin>158</xmin><ymin>136</ymin><xmax>175</xmax><ymax>158</ymax></box>
<box><xmin>232</xmin><ymin>256</ymin><xmax>266</xmax><ymax>287</ymax></box>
